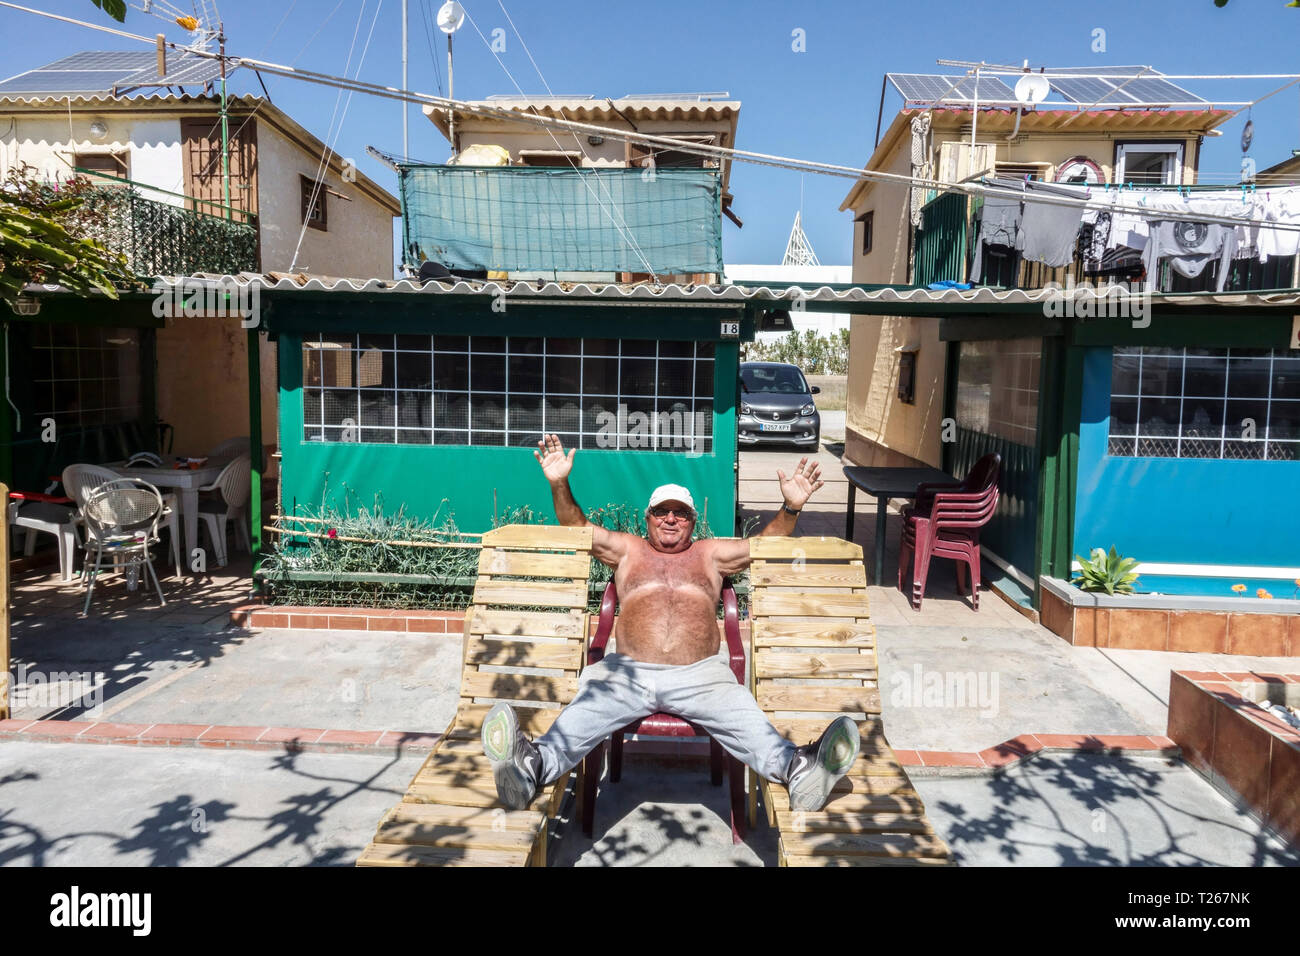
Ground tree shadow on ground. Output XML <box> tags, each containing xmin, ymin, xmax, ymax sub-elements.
<box><xmin>928</xmin><ymin>749</ymin><xmax>1300</xmax><ymax>866</ymax></box>
<box><xmin>0</xmin><ymin>744</ymin><xmax>417</xmax><ymax>867</ymax></box>
<box><xmin>548</xmin><ymin>757</ymin><xmax>779</xmax><ymax>867</ymax></box>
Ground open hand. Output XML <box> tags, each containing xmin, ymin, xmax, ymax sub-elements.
<box><xmin>534</xmin><ymin>433</ymin><xmax>575</xmax><ymax>483</ymax></box>
<box><xmin>777</xmin><ymin>457</ymin><xmax>823</xmax><ymax>510</ymax></box>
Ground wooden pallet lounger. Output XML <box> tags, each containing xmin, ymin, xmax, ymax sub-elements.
<box><xmin>747</xmin><ymin>536</ymin><xmax>953</xmax><ymax>866</ymax></box>
<box><xmin>356</xmin><ymin>524</ymin><xmax>593</xmax><ymax>867</ymax></box>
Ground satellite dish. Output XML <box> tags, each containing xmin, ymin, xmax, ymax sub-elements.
<box><xmin>1014</xmin><ymin>74</ymin><xmax>1051</xmax><ymax>106</ymax></box>
<box><xmin>437</xmin><ymin>1</ymin><xmax>466</xmax><ymax>34</ymax></box>
<box><xmin>1241</xmin><ymin>118</ymin><xmax>1254</xmax><ymax>154</ymax></box>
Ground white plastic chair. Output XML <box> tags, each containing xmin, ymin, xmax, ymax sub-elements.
<box><xmin>196</xmin><ymin>453</ymin><xmax>251</xmax><ymax>567</ymax></box>
<box><xmin>8</xmin><ymin>495</ymin><xmax>78</xmax><ymax>582</ymax></box>
<box><xmin>79</xmin><ymin>477</ymin><xmax>167</xmax><ymax>615</ymax></box>
<box><xmin>62</xmin><ymin>463</ymin><xmax>183</xmax><ymax>578</ymax></box>
<box><xmin>208</xmin><ymin>436</ymin><xmax>251</xmax><ymax>459</ymax></box>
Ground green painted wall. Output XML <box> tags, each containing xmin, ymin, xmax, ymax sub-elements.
<box><xmin>273</xmin><ymin>301</ymin><xmax>745</xmax><ymax>534</ymax></box>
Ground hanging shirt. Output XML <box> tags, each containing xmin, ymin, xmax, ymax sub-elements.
<box><xmin>969</xmin><ymin>181</ymin><xmax>1023</xmax><ymax>283</ymax></box>
<box><xmin>1256</xmin><ymin>187</ymin><xmax>1300</xmax><ymax>261</ymax></box>
<box><xmin>1142</xmin><ymin>219</ymin><xmax>1239</xmax><ymax>291</ymax></box>
<box><xmin>1017</xmin><ymin>181</ymin><xmax>1089</xmax><ymax>267</ymax></box>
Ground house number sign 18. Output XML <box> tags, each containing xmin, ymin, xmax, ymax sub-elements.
<box><xmin>720</xmin><ymin>320</ymin><xmax>740</xmax><ymax>338</ymax></box>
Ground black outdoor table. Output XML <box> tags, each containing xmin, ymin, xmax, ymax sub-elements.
<box><xmin>843</xmin><ymin>465</ymin><xmax>955</xmax><ymax>586</ymax></box>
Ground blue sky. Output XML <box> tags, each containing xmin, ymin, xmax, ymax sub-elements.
<box><xmin>4</xmin><ymin>0</ymin><xmax>1300</xmax><ymax>270</ymax></box>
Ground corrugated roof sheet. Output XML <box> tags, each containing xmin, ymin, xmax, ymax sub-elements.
<box><xmin>69</xmin><ymin>272</ymin><xmax>1300</xmax><ymax>310</ymax></box>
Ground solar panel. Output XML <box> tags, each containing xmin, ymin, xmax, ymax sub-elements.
<box><xmin>888</xmin><ymin>73</ymin><xmax>1016</xmax><ymax>105</ymax></box>
<box><xmin>1046</xmin><ymin>66</ymin><xmax>1205</xmax><ymax>105</ymax></box>
<box><xmin>119</xmin><ymin>53</ymin><xmax>224</xmax><ymax>89</ymax></box>
<box><xmin>0</xmin><ymin>50</ymin><xmax>225</xmax><ymax>97</ymax></box>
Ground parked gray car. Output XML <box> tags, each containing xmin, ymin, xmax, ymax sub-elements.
<box><xmin>738</xmin><ymin>362</ymin><xmax>820</xmax><ymax>448</ymax></box>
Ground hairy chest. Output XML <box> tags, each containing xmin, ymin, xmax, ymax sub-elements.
<box><xmin>617</xmin><ymin>542</ymin><xmax>719</xmax><ymax>598</ymax></box>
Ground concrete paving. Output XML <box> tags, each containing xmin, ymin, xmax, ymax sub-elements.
<box><xmin>97</xmin><ymin>629</ymin><xmax>463</xmax><ymax>732</ymax></box>
<box><xmin>549</xmin><ymin>769</ymin><xmax>778</xmax><ymax>867</ymax></box>
<box><xmin>0</xmin><ymin>740</ymin><xmax>423</xmax><ymax>866</ymax></box>
<box><xmin>912</xmin><ymin>751</ymin><xmax>1300</xmax><ymax>867</ymax></box>
<box><xmin>3</xmin><ymin>445</ymin><xmax>1297</xmax><ymax>866</ymax></box>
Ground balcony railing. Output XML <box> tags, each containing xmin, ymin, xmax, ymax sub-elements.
<box><xmin>77</xmin><ymin>185</ymin><xmax>259</xmax><ymax>277</ymax></box>
<box><xmin>398</xmin><ymin>165</ymin><xmax>723</xmax><ymax>276</ymax></box>
<box><xmin>913</xmin><ymin>186</ymin><xmax>1298</xmax><ymax>293</ymax></box>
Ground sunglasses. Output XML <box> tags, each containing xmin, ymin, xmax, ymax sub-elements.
<box><xmin>649</xmin><ymin>506</ymin><xmax>695</xmax><ymax>520</ymax></box>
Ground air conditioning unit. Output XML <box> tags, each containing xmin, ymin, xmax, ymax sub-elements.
<box><xmin>937</xmin><ymin>141</ymin><xmax>996</xmax><ymax>184</ymax></box>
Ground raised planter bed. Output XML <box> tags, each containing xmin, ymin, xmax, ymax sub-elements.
<box><xmin>1039</xmin><ymin>576</ymin><xmax>1300</xmax><ymax>655</ymax></box>
<box><xmin>1167</xmin><ymin>670</ymin><xmax>1300</xmax><ymax>846</ymax></box>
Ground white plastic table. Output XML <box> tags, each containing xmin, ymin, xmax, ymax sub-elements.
<box><xmin>106</xmin><ymin>457</ymin><xmax>229</xmax><ymax>570</ymax></box>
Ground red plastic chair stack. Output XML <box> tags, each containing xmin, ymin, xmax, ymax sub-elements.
<box><xmin>898</xmin><ymin>454</ymin><xmax>1001</xmax><ymax>611</ymax></box>
<box><xmin>581</xmin><ymin>578</ymin><xmax>747</xmax><ymax>843</ymax></box>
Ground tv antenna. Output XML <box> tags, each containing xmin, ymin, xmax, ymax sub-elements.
<box><xmin>132</xmin><ymin>0</ymin><xmax>222</xmax><ymax>52</ymax></box>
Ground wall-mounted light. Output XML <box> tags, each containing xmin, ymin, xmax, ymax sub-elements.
<box><xmin>11</xmin><ymin>294</ymin><xmax>41</xmax><ymax>316</ymax></box>
<box><xmin>587</xmin><ymin>135</ymin><xmax>604</xmax><ymax>146</ymax></box>
<box><xmin>89</xmin><ymin>120</ymin><xmax>108</xmax><ymax>141</ymax></box>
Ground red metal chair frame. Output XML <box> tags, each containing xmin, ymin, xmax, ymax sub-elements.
<box><xmin>580</xmin><ymin>578</ymin><xmax>747</xmax><ymax>843</ymax></box>
<box><xmin>898</xmin><ymin>455</ymin><xmax>1001</xmax><ymax>611</ymax></box>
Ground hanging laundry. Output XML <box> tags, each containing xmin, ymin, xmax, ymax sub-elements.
<box><xmin>1142</xmin><ymin>219</ymin><xmax>1239</xmax><ymax>292</ymax></box>
<box><xmin>976</xmin><ymin>243</ymin><xmax>1021</xmax><ymax>286</ymax></box>
<box><xmin>1255</xmin><ymin>186</ymin><xmax>1300</xmax><ymax>262</ymax></box>
<box><xmin>1018</xmin><ymin>181</ymin><xmax>1089</xmax><ymax>268</ymax></box>
<box><xmin>969</xmin><ymin>179</ymin><xmax>1023</xmax><ymax>283</ymax></box>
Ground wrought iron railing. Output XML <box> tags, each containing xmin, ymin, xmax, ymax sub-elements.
<box><xmin>77</xmin><ymin>186</ymin><xmax>258</xmax><ymax>277</ymax></box>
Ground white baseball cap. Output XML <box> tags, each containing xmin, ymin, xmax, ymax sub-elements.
<box><xmin>646</xmin><ymin>483</ymin><xmax>696</xmax><ymax>514</ymax></box>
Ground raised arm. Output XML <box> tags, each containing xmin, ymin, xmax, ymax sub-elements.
<box><xmin>711</xmin><ymin>458</ymin><xmax>825</xmax><ymax>575</ymax></box>
<box><xmin>534</xmin><ymin>434</ymin><xmax>631</xmax><ymax>568</ymax></box>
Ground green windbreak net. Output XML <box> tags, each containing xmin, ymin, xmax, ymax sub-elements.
<box><xmin>399</xmin><ymin>165</ymin><xmax>723</xmax><ymax>274</ymax></box>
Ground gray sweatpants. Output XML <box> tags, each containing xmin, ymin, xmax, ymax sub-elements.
<box><xmin>534</xmin><ymin>652</ymin><xmax>796</xmax><ymax>786</ymax></box>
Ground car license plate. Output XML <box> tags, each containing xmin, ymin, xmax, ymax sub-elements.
<box><xmin>760</xmin><ymin>423</ymin><xmax>791</xmax><ymax>432</ymax></box>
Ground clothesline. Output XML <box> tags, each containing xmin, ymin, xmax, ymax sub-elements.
<box><xmin>4</xmin><ymin>1</ymin><xmax>1300</xmax><ymax>236</ymax></box>
<box><xmin>968</xmin><ymin>177</ymin><xmax>1300</xmax><ymax>292</ymax></box>
<box><xmin>959</xmin><ymin>180</ymin><xmax>1300</xmax><ymax>234</ymax></box>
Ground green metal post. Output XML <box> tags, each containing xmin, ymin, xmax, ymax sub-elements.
<box><xmin>247</xmin><ymin>326</ymin><xmax>263</xmax><ymax>588</ymax></box>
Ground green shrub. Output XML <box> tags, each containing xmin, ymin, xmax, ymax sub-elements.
<box><xmin>743</xmin><ymin>328</ymin><xmax>849</xmax><ymax>375</ymax></box>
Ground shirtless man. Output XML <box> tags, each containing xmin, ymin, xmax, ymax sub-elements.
<box><xmin>481</xmin><ymin>433</ymin><xmax>861</xmax><ymax>813</ymax></box>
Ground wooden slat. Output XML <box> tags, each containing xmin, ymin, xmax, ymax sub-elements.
<box><xmin>752</xmin><ymin>593</ymin><xmax>869</xmax><ymax>618</ymax></box>
<box><xmin>373</xmin><ymin>821</ymin><xmax>540</xmax><ymax>852</ymax></box>
<box><xmin>752</xmin><ymin>620</ymin><xmax>875</xmax><ymax>648</ymax></box>
<box><xmin>447</xmin><ymin>705</ymin><xmax>561</xmax><ymax>738</ymax></box>
<box><xmin>779</xmin><ymin>829</ymin><xmax>950</xmax><ymax>859</ymax></box>
<box><xmin>755</xmin><ymin>650</ymin><xmax>877</xmax><ymax>680</ymax></box>
<box><xmin>773</xmin><ymin>810</ymin><xmax>934</xmax><ymax>835</ymax></box>
<box><xmin>769</xmin><ymin>718</ymin><xmax>888</xmax><ymax>743</ymax></box>
<box><xmin>419</xmin><ymin>751</ymin><xmax>586</xmax><ymax>776</ymax></box>
<box><xmin>405</xmin><ymin>776</ymin><xmax>549</xmax><ymax>811</ymax></box>
<box><xmin>356</xmin><ymin>841</ymin><xmax>530</xmax><ymax>867</ymax></box>
<box><xmin>405</xmin><ymin>771</ymin><xmax>569</xmax><ymax>815</ymax></box>
<box><xmin>481</xmin><ymin>524</ymin><xmax>592</xmax><ymax>549</ymax></box>
<box><xmin>750</xmin><ymin>563</ymin><xmax>868</xmax><ymax>588</ymax></box>
<box><xmin>478</xmin><ymin>549</ymin><xmax>590</xmax><ymax>579</ymax></box>
<box><xmin>755</xmin><ymin>684</ymin><xmax>881</xmax><ymax>715</ymax></box>
<box><xmin>472</xmin><ymin>579</ymin><xmax>587</xmax><ymax>609</ymax></box>
<box><xmin>469</xmin><ymin>608</ymin><xmax>585</xmax><ymax>640</ymax></box>
<box><xmin>460</xmin><ymin>670</ymin><xmax>577</xmax><ymax>704</ymax></box>
<box><xmin>769</xmin><ymin>722</ymin><xmax>897</xmax><ymax>765</ymax></box>
<box><xmin>749</xmin><ymin>537</ymin><xmax>863</xmax><ymax>560</ymax></box>
<box><xmin>378</xmin><ymin>802</ymin><xmax>543</xmax><ymax>832</ymax></box>
<box><xmin>781</xmin><ymin>851</ymin><xmax>952</xmax><ymax>867</ymax></box>
<box><xmin>464</xmin><ymin>637</ymin><xmax>584</xmax><ymax>671</ymax></box>
<box><xmin>763</xmin><ymin>781</ymin><xmax>918</xmax><ymax>814</ymax></box>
